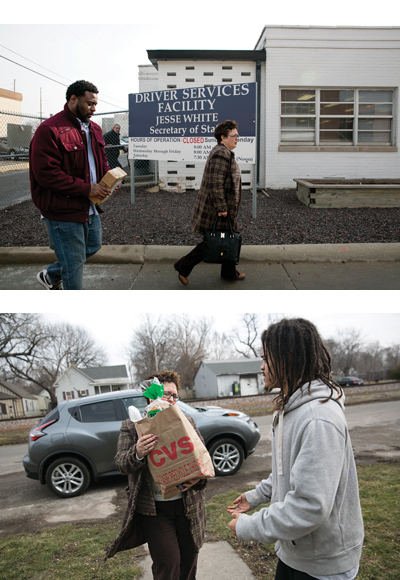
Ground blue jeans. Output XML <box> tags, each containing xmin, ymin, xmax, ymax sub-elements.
<box><xmin>44</xmin><ymin>216</ymin><xmax>102</xmax><ymax>290</ymax></box>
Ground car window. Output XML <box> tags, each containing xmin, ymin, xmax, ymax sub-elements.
<box><xmin>80</xmin><ymin>400</ymin><xmax>118</xmax><ymax>423</ymax></box>
<box><xmin>36</xmin><ymin>406</ymin><xmax>60</xmax><ymax>426</ymax></box>
<box><xmin>120</xmin><ymin>395</ymin><xmax>148</xmax><ymax>416</ymax></box>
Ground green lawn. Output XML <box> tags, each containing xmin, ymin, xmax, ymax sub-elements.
<box><xmin>0</xmin><ymin>463</ymin><xmax>398</xmax><ymax>580</ymax></box>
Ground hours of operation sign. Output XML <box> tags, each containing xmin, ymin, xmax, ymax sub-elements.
<box><xmin>128</xmin><ymin>82</ymin><xmax>256</xmax><ymax>164</ymax></box>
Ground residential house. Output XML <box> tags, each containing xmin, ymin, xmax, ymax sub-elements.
<box><xmin>54</xmin><ymin>364</ymin><xmax>130</xmax><ymax>402</ymax></box>
<box><xmin>0</xmin><ymin>380</ymin><xmax>48</xmax><ymax>418</ymax></box>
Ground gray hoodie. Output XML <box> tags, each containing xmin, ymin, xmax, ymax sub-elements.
<box><xmin>235</xmin><ymin>380</ymin><xmax>364</xmax><ymax>577</ymax></box>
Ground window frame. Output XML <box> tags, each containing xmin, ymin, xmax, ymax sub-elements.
<box><xmin>279</xmin><ymin>87</ymin><xmax>396</xmax><ymax>151</ymax></box>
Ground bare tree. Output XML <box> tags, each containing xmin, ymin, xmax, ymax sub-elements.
<box><xmin>384</xmin><ymin>343</ymin><xmax>400</xmax><ymax>375</ymax></box>
<box><xmin>359</xmin><ymin>341</ymin><xmax>385</xmax><ymax>382</ymax></box>
<box><xmin>0</xmin><ymin>313</ymin><xmax>49</xmax><ymax>371</ymax></box>
<box><xmin>169</xmin><ymin>315</ymin><xmax>214</xmax><ymax>388</ymax></box>
<box><xmin>1</xmin><ymin>314</ymin><xmax>107</xmax><ymax>405</ymax></box>
<box><xmin>229</xmin><ymin>313</ymin><xmax>283</xmax><ymax>358</ymax></box>
<box><xmin>207</xmin><ymin>330</ymin><xmax>237</xmax><ymax>360</ymax></box>
<box><xmin>126</xmin><ymin>314</ymin><xmax>227</xmax><ymax>388</ymax></box>
<box><xmin>333</xmin><ymin>328</ymin><xmax>364</xmax><ymax>376</ymax></box>
<box><xmin>125</xmin><ymin>314</ymin><xmax>173</xmax><ymax>383</ymax></box>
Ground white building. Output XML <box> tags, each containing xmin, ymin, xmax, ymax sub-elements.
<box><xmin>194</xmin><ymin>358</ymin><xmax>264</xmax><ymax>399</ymax></box>
<box><xmin>0</xmin><ymin>88</ymin><xmax>23</xmax><ymax>139</ymax></box>
<box><xmin>139</xmin><ymin>26</ymin><xmax>399</xmax><ymax>190</ymax></box>
<box><xmin>54</xmin><ymin>365</ymin><xmax>130</xmax><ymax>402</ymax></box>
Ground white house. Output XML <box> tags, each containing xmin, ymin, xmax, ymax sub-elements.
<box><xmin>54</xmin><ymin>364</ymin><xmax>130</xmax><ymax>402</ymax></box>
<box><xmin>0</xmin><ymin>380</ymin><xmax>48</xmax><ymax>418</ymax></box>
<box><xmin>194</xmin><ymin>358</ymin><xmax>264</xmax><ymax>399</ymax></box>
<box><xmin>138</xmin><ymin>26</ymin><xmax>399</xmax><ymax>191</ymax></box>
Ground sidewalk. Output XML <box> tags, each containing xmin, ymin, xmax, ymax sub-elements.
<box><xmin>0</xmin><ymin>243</ymin><xmax>399</xmax><ymax>290</ymax></box>
<box><xmin>138</xmin><ymin>541</ymin><xmax>257</xmax><ymax>580</ymax></box>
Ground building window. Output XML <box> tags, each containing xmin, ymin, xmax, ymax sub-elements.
<box><xmin>204</xmin><ymin>72</ymin><xmax>213</xmax><ymax>76</ymax></box>
<box><xmin>186</xmin><ymin>66</ymin><xmax>195</xmax><ymax>70</ymax></box>
<box><xmin>167</xmin><ymin>85</ymin><xmax>177</xmax><ymax>89</ymax></box>
<box><xmin>222</xmin><ymin>78</ymin><xmax>233</xmax><ymax>83</ymax></box>
<box><xmin>167</xmin><ymin>72</ymin><xmax>176</xmax><ymax>76</ymax></box>
<box><xmin>280</xmin><ymin>88</ymin><xmax>394</xmax><ymax>148</ymax></box>
<box><xmin>241</xmin><ymin>72</ymin><xmax>251</xmax><ymax>76</ymax></box>
<box><xmin>186</xmin><ymin>78</ymin><xmax>195</xmax><ymax>82</ymax></box>
<box><xmin>222</xmin><ymin>66</ymin><xmax>232</xmax><ymax>70</ymax></box>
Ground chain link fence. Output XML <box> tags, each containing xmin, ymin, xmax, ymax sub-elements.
<box><xmin>0</xmin><ymin>110</ymin><xmax>46</xmax><ymax>209</ymax></box>
<box><xmin>0</xmin><ymin>109</ymin><xmax>158</xmax><ymax>210</ymax></box>
<box><xmin>92</xmin><ymin>111</ymin><xmax>158</xmax><ymax>193</ymax></box>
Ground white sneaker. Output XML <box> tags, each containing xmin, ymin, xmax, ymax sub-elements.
<box><xmin>36</xmin><ymin>270</ymin><xmax>63</xmax><ymax>290</ymax></box>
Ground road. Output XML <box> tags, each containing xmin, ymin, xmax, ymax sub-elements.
<box><xmin>0</xmin><ymin>400</ymin><xmax>399</xmax><ymax>537</ymax></box>
<box><xmin>0</xmin><ymin>166</ymin><xmax>31</xmax><ymax>209</ymax></box>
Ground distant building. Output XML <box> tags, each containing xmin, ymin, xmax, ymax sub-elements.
<box><xmin>0</xmin><ymin>380</ymin><xmax>48</xmax><ymax>418</ymax></box>
<box><xmin>54</xmin><ymin>364</ymin><xmax>130</xmax><ymax>402</ymax></box>
<box><xmin>194</xmin><ymin>358</ymin><xmax>264</xmax><ymax>399</ymax></box>
<box><xmin>0</xmin><ymin>87</ymin><xmax>23</xmax><ymax>139</ymax></box>
<box><xmin>0</xmin><ymin>87</ymin><xmax>22</xmax><ymax>114</ymax></box>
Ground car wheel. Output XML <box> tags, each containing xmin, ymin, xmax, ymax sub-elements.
<box><xmin>208</xmin><ymin>438</ymin><xmax>244</xmax><ymax>476</ymax></box>
<box><xmin>345</xmin><ymin>382</ymin><xmax>351</xmax><ymax>387</ymax></box>
<box><xmin>45</xmin><ymin>456</ymin><xmax>90</xmax><ymax>498</ymax></box>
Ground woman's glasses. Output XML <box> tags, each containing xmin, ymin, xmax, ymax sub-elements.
<box><xmin>162</xmin><ymin>392</ymin><xmax>180</xmax><ymax>401</ymax></box>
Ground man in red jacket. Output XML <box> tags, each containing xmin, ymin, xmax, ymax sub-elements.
<box><xmin>29</xmin><ymin>80</ymin><xmax>111</xmax><ymax>290</ymax></box>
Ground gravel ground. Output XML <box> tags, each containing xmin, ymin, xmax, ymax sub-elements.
<box><xmin>1</xmin><ymin>186</ymin><xmax>400</xmax><ymax>247</ymax></box>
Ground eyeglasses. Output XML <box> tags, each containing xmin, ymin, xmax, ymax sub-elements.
<box><xmin>227</xmin><ymin>134</ymin><xmax>240</xmax><ymax>139</ymax></box>
<box><xmin>163</xmin><ymin>392</ymin><xmax>180</xmax><ymax>401</ymax></box>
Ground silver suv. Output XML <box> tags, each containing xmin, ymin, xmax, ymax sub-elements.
<box><xmin>23</xmin><ymin>390</ymin><xmax>260</xmax><ymax>498</ymax></box>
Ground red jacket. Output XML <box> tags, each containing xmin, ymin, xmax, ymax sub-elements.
<box><xmin>29</xmin><ymin>104</ymin><xmax>110</xmax><ymax>222</ymax></box>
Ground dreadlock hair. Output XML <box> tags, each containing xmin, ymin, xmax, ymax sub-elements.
<box><xmin>261</xmin><ymin>318</ymin><xmax>342</xmax><ymax>410</ymax></box>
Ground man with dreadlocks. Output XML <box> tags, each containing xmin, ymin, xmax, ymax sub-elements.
<box><xmin>227</xmin><ymin>318</ymin><xmax>364</xmax><ymax>580</ymax></box>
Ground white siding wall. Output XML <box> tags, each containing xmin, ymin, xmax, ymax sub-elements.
<box><xmin>256</xmin><ymin>27</ymin><xmax>400</xmax><ymax>188</ymax></box>
<box><xmin>194</xmin><ymin>363</ymin><xmax>218</xmax><ymax>398</ymax></box>
<box><xmin>55</xmin><ymin>368</ymin><xmax>90</xmax><ymax>401</ymax></box>
<box><xmin>217</xmin><ymin>374</ymin><xmax>239</xmax><ymax>397</ymax></box>
<box><xmin>156</xmin><ymin>60</ymin><xmax>257</xmax><ymax>192</ymax></box>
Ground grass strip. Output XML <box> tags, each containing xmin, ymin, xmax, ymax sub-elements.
<box><xmin>0</xmin><ymin>464</ymin><xmax>398</xmax><ymax>579</ymax></box>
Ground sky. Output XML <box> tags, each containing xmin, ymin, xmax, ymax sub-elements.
<box><xmin>1</xmin><ymin>4</ymin><xmax>398</xmax><ymax>117</ymax></box>
<box><xmin>36</xmin><ymin>311</ymin><xmax>400</xmax><ymax>367</ymax></box>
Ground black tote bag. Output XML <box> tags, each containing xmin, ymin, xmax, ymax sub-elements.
<box><xmin>203</xmin><ymin>214</ymin><xmax>242</xmax><ymax>265</ymax></box>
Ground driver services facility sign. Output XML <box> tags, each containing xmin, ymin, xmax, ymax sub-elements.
<box><xmin>128</xmin><ymin>82</ymin><xmax>256</xmax><ymax>164</ymax></box>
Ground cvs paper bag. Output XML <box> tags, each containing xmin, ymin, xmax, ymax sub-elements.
<box><xmin>134</xmin><ymin>404</ymin><xmax>214</xmax><ymax>499</ymax></box>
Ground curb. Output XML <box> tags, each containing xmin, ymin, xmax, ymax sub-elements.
<box><xmin>0</xmin><ymin>243</ymin><xmax>399</xmax><ymax>265</ymax></box>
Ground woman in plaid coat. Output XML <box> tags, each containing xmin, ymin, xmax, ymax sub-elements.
<box><xmin>174</xmin><ymin>120</ymin><xmax>244</xmax><ymax>286</ymax></box>
<box><xmin>105</xmin><ymin>370</ymin><xmax>207</xmax><ymax>580</ymax></box>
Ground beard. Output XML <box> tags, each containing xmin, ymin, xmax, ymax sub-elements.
<box><xmin>75</xmin><ymin>102</ymin><xmax>91</xmax><ymax>123</ymax></box>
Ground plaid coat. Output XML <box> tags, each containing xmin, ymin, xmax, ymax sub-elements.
<box><xmin>190</xmin><ymin>143</ymin><xmax>242</xmax><ymax>235</ymax></box>
<box><xmin>105</xmin><ymin>416</ymin><xmax>207</xmax><ymax>560</ymax></box>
